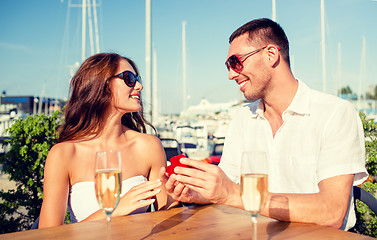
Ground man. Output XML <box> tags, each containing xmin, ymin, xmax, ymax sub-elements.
<box><xmin>162</xmin><ymin>18</ymin><xmax>368</xmax><ymax>230</ymax></box>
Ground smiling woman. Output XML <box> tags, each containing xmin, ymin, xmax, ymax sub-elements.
<box><xmin>38</xmin><ymin>52</ymin><xmax>177</xmax><ymax>229</ymax></box>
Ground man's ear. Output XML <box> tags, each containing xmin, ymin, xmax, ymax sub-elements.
<box><xmin>265</xmin><ymin>45</ymin><xmax>280</xmax><ymax>68</ymax></box>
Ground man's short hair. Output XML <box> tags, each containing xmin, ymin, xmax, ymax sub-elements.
<box><xmin>229</xmin><ymin>18</ymin><xmax>290</xmax><ymax>66</ymax></box>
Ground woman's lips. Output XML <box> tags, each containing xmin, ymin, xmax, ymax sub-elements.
<box><xmin>130</xmin><ymin>95</ymin><xmax>140</xmax><ymax>102</ymax></box>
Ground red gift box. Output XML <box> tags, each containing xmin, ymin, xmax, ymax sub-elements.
<box><xmin>165</xmin><ymin>154</ymin><xmax>190</xmax><ymax>175</ymax></box>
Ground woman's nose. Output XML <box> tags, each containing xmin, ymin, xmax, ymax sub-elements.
<box><xmin>135</xmin><ymin>81</ymin><xmax>143</xmax><ymax>91</ymax></box>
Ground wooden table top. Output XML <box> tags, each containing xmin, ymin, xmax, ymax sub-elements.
<box><xmin>0</xmin><ymin>204</ymin><xmax>374</xmax><ymax>240</ymax></box>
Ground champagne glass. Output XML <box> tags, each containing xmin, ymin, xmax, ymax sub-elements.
<box><xmin>240</xmin><ymin>151</ymin><xmax>268</xmax><ymax>240</ymax></box>
<box><xmin>95</xmin><ymin>150</ymin><xmax>122</xmax><ymax>225</ymax></box>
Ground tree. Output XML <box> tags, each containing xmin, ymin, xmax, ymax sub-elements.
<box><xmin>0</xmin><ymin>112</ymin><xmax>61</xmax><ymax>233</ymax></box>
<box><xmin>340</xmin><ymin>85</ymin><xmax>353</xmax><ymax>95</ymax></box>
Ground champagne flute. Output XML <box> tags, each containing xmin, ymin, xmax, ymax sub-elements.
<box><xmin>95</xmin><ymin>150</ymin><xmax>122</xmax><ymax>226</ymax></box>
<box><xmin>240</xmin><ymin>151</ymin><xmax>268</xmax><ymax>240</ymax></box>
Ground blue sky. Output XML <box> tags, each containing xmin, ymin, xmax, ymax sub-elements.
<box><xmin>0</xmin><ymin>0</ymin><xmax>376</xmax><ymax>114</ymax></box>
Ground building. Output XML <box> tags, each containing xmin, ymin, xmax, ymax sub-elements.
<box><xmin>0</xmin><ymin>95</ymin><xmax>66</xmax><ymax>115</ymax></box>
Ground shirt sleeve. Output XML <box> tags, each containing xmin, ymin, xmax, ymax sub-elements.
<box><xmin>317</xmin><ymin>101</ymin><xmax>368</xmax><ymax>185</ymax></box>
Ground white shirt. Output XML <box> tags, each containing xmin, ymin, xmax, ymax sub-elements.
<box><xmin>219</xmin><ymin>80</ymin><xmax>368</xmax><ymax>229</ymax></box>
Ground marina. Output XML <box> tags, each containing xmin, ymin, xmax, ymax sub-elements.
<box><xmin>1</xmin><ymin>95</ymin><xmax>377</xmax><ymax>160</ymax></box>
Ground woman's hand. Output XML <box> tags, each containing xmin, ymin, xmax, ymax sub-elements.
<box><xmin>113</xmin><ymin>179</ymin><xmax>162</xmax><ymax>216</ymax></box>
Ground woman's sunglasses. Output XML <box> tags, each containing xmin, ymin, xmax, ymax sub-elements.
<box><xmin>225</xmin><ymin>46</ymin><xmax>267</xmax><ymax>73</ymax></box>
<box><xmin>113</xmin><ymin>70</ymin><xmax>141</xmax><ymax>87</ymax></box>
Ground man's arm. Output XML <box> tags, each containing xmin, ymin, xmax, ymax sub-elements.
<box><xmin>168</xmin><ymin>158</ymin><xmax>354</xmax><ymax>228</ymax></box>
<box><xmin>263</xmin><ymin>174</ymin><xmax>354</xmax><ymax>228</ymax></box>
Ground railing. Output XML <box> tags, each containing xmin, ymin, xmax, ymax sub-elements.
<box><xmin>0</xmin><ymin>119</ymin><xmax>13</xmax><ymax>137</ymax></box>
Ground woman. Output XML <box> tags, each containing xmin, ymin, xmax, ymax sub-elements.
<box><xmin>39</xmin><ymin>53</ymin><xmax>173</xmax><ymax>228</ymax></box>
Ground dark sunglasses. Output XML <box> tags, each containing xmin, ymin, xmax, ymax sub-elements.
<box><xmin>113</xmin><ymin>70</ymin><xmax>141</xmax><ymax>87</ymax></box>
<box><xmin>225</xmin><ymin>46</ymin><xmax>267</xmax><ymax>73</ymax></box>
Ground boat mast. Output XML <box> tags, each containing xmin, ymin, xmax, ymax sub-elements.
<box><xmin>321</xmin><ymin>0</ymin><xmax>326</xmax><ymax>93</ymax></box>
<box><xmin>182</xmin><ymin>21</ymin><xmax>187</xmax><ymax>111</ymax></box>
<box><xmin>87</xmin><ymin>0</ymin><xmax>95</xmax><ymax>55</ymax></box>
<box><xmin>81</xmin><ymin>0</ymin><xmax>86</xmax><ymax>61</ymax></box>
<box><xmin>358</xmin><ymin>36</ymin><xmax>366</xmax><ymax>110</ymax></box>
<box><xmin>78</xmin><ymin>0</ymin><xmax>100</xmax><ymax>61</ymax></box>
<box><xmin>92</xmin><ymin>0</ymin><xmax>100</xmax><ymax>53</ymax></box>
<box><xmin>337</xmin><ymin>42</ymin><xmax>341</xmax><ymax>96</ymax></box>
<box><xmin>152</xmin><ymin>47</ymin><xmax>158</xmax><ymax>125</ymax></box>
<box><xmin>145</xmin><ymin>0</ymin><xmax>152</xmax><ymax>123</ymax></box>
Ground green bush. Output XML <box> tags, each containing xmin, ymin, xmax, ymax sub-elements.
<box><xmin>352</xmin><ymin>112</ymin><xmax>377</xmax><ymax>238</ymax></box>
<box><xmin>354</xmin><ymin>181</ymin><xmax>377</xmax><ymax>237</ymax></box>
<box><xmin>0</xmin><ymin>112</ymin><xmax>61</xmax><ymax>233</ymax></box>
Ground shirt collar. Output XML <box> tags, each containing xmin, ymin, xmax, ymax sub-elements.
<box><xmin>255</xmin><ymin>100</ymin><xmax>264</xmax><ymax>118</ymax></box>
<box><xmin>285</xmin><ymin>80</ymin><xmax>311</xmax><ymax>116</ymax></box>
<box><xmin>253</xmin><ymin>79</ymin><xmax>311</xmax><ymax>118</ymax></box>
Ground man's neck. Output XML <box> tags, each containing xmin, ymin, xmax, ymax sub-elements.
<box><xmin>261</xmin><ymin>76</ymin><xmax>298</xmax><ymax>137</ymax></box>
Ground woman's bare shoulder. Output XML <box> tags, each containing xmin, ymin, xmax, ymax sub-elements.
<box><xmin>46</xmin><ymin>142</ymin><xmax>78</xmax><ymax>165</ymax></box>
<box><xmin>125</xmin><ymin>131</ymin><xmax>165</xmax><ymax>161</ymax></box>
<box><xmin>49</xmin><ymin>141</ymin><xmax>77</xmax><ymax>154</ymax></box>
<box><xmin>126</xmin><ymin>131</ymin><xmax>162</xmax><ymax>148</ymax></box>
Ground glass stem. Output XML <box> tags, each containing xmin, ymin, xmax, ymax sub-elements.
<box><xmin>106</xmin><ymin>214</ymin><xmax>111</xmax><ymax>240</ymax></box>
<box><xmin>251</xmin><ymin>216</ymin><xmax>257</xmax><ymax>240</ymax></box>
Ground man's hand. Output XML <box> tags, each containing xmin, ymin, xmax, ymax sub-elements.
<box><xmin>162</xmin><ymin>158</ymin><xmax>243</xmax><ymax>208</ymax></box>
<box><xmin>159</xmin><ymin>165</ymin><xmax>205</xmax><ymax>203</ymax></box>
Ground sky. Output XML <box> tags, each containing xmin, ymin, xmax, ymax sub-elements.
<box><xmin>0</xmin><ymin>0</ymin><xmax>377</xmax><ymax>114</ymax></box>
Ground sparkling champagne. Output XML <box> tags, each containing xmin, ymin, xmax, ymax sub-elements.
<box><xmin>95</xmin><ymin>169</ymin><xmax>121</xmax><ymax>214</ymax></box>
<box><xmin>241</xmin><ymin>173</ymin><xmax>268</xmax><ymax>216</ymax></box>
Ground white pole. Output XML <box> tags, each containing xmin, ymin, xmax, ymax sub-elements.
<box><xmin>272</xmin><ymin>0</ymin><xmax>276</xmax><ymax>21</ymax></box>
<box><xmin>92</xmin><ymin>0</ymin><xmax>100</xmax><ymax>53</ymax></box>
<box><xmin>82</xmin><ymin>0</ymin><xmax>87</xmax><ymax>61</ymax></box>
<box><xmin>358</xmin><ymin>36</ymin><xmax>366</xmax><ymax>110</ymax></box>
<box><xmin>145</xmin><ymin>0</ymin><xmax>152</xmax><ymax>123</ymax></box>
<box><xmin>321</xmin><ymin>0</ymin><xmax>326</xmax><ymax>93</ymax></box>
<box><xmin>87</xmin><ymin>0</ymin><xmax>94</xmax><ymax>55</ymax></box>
<box><xmin>38</xmin><ymin>84</ymin><xmax>46</xmax><ymax>115</ymax></box>
<box><xmin>33</xmin><ymin>97</ymin><xmax>37</xmax><ymax>115</ymax></box>
<box><xmin>45</xmin><ymin>98</ymin><xmax>48</xmax><ymax>115</ymax></box>
<box><xmin>152</xmin><ymin>47</ymin><xmax>158</xmax><ymax>125</ymax></box>
<box><xmin>337</xmin><ymin>42</ymin><xmax>341</xmax><ymax>96</ymax></box>
<box><xmin>182</xmin><ymin>21</ymin><xmax>187</xmax><ymax>111</ymax></box>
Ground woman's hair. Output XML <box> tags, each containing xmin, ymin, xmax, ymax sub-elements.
<box><xmin>58</xmin><ymin>53</ymin><xmax>155</xmax><ymax>143</ymax></box>
<box><xmin>229</xmin><ymin>18</ymin><xmax>290</xmax><ymax>66</ymax></box>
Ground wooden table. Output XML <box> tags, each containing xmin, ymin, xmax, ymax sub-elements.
<box><xmin>0</xmin><ymin>204</ymin><xmax>374</xmax><ymax>240</ymax></box>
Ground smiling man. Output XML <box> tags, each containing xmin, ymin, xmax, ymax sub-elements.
<box><xmin>162</xmin><ymin>18</ymin><xmax>368</xmax><ymax>230</ymax></box>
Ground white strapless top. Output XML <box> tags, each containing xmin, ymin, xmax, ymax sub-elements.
<box><xmin>68</xmin><ymin>175</ymin><xmax>149</xmax><ymax>223</ymax></box>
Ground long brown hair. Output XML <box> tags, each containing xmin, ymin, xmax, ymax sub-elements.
<box><xmin>58</xmin><ymin>53</ymin><xmax>155</xmax><ymax>143</ymax></box>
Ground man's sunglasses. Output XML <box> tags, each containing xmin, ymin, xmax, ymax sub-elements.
<box><xmin>113</xmin><ymin>70</ymin><xmax>141</xmax><ymax>87</ymax></box>
<box><xmin>225</xmin><ymin>46</ymin><xmax>267</xmax><ymax>73</ymax></box>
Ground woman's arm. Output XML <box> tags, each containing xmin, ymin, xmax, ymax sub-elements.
<box><xmin>83</xmin><ymin>134</ymin><xmax>176</xmax><ymax>221</ymax></box>
<box><xmin>38</xmin><ymin>144</ymin><xmax>70</xmax><ymax>228</ymax></box>
<box><xmin>138</xmin><ymin>134</ymin><xmax>179</xmax><ymax>210</ymax></box>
